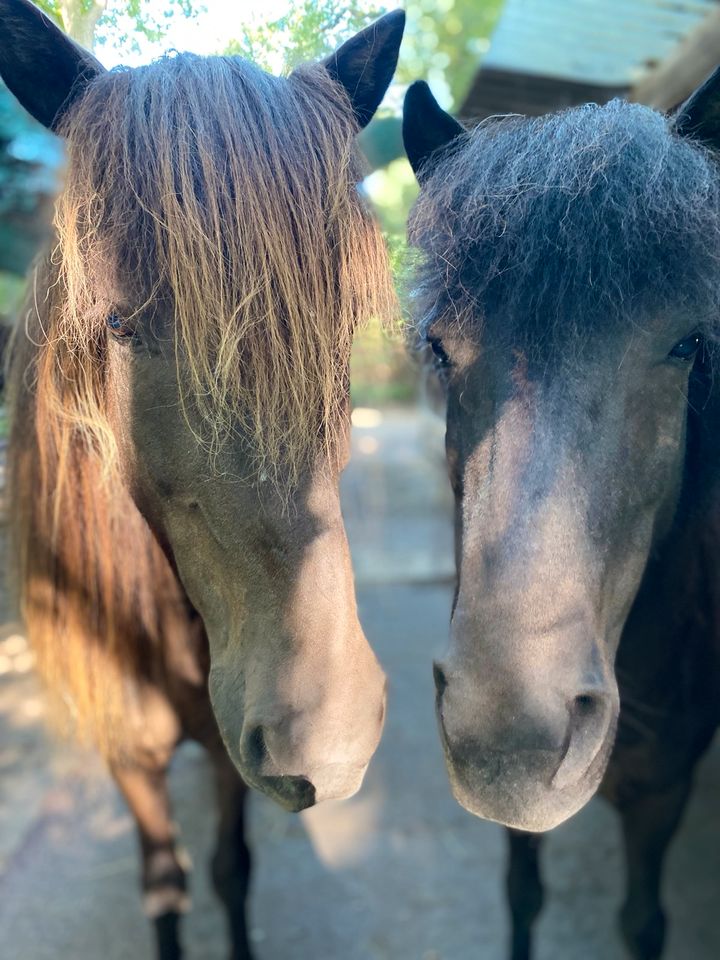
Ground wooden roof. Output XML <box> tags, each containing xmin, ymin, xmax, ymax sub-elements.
<box><xmin>462</xmin><ymin>0</ymin><xmax>720</xmax><ymax>120</ymax></box>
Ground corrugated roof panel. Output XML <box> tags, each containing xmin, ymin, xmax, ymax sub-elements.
<box><xmin>484</xmin><ymin>0</ymin><xmax>719</xmax><ymax>85</ymax></box>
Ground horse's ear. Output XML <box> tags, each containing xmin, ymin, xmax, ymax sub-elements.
<box><xmin>0</xmin><ymin>0</ymin><xmax>105</xmax><ymax>131</ymax></box>
<box><xmin>403</xmin><ymin>80</ymin><xmax>465</xmax><ymax>181</ymax></box>
<box><xmin>323</xmin><ymin>9</ymin><xmax>405</xmax><ymax>130</ymax></box>
<box><xmin>672</xmin><ymin>65</ymin><xmax>720</xmax><ymax>149</ymax></box>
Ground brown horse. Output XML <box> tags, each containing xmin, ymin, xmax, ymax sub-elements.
<box><xmin>0</xmin><ymin>1</ymin><xmax>404</xmax><ymax>956</ymax></box>
<box><xmin>403</xmin><ymin>71</ymin><xmax>720</xmax><ymax>958</ymax></box>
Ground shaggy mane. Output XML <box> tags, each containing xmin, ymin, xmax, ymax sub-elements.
<box><xmin>410</xmin><ymin>100</ymin><xmax>720</xmax><ymax>342</ymax></box>
<box><xmin>51</xmin><ymin>53</ymin><xmax>394</xmax><ymax>478</ymax></box>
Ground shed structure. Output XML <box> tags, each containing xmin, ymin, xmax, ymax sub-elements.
<box><xmin>461</xmin><ymin>0</ymin><xmax>720</xmax><ymax>120</ymax></box>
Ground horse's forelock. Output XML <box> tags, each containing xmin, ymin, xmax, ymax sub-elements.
<box><xmin>49</xmin><ymin>52</ymin><xmax>395</xmax><ymax>482</ymax></box>
<box><xmin>410</xmin><ymin>99</ymin><xmax>720</xmax><ymax>344</ymax></box>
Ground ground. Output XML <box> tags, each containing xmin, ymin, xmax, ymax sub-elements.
<box><xmin>0</xmin><ymin>408</ymin><xmax>718</xmax><ymax>959</ymax></box>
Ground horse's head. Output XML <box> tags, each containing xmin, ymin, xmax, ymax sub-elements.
<box><xmin>1</xmin><ymin>0</ymin><xmax>405</xmax><ymax>811</ymax></box>
<box><xmin>403</xmin><ymin>77</ymin><xmax>720</xmax><ymax>830</ymax></box>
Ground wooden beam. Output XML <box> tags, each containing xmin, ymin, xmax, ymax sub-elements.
<box><xmin>630</xmin><ymin>7</ymin><xmax>720</xmax><ymax>111</ymax></box>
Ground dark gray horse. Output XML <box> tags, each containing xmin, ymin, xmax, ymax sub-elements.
<box><xmin>403</xmin><ymin>71</ymin><xmax>720</xmax><ymax>958</ymax></box>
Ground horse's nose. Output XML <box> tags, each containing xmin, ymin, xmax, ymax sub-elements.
<box><xmin>240</xmin><ymin>722</ymin><xmax>373</xmax><ymax>812</ymax></box>
<box><xmin>433</xmin><ymin>662</ymin><xmax>617</xmax><ymax>830</ymax></box>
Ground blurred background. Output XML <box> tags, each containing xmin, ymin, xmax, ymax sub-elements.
<box><xmin>1</xmin><ymin>2</ymin><xmax>720</xmax><ymax>958</ymax></box>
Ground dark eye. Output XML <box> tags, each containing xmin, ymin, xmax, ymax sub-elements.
<box><xmin>669</xmin><ymin>332</ymin><xmax>701</xmax><ymax>362</ymax></box>
<box><xmin>106</xmin><ymin>312</ymin><xmax>135</xmax><ymax>340</ymax></box>
<box><xmin>428</xmin><ymin>335</ymin><xmax>451</xmax><ymax>369</ymax></box>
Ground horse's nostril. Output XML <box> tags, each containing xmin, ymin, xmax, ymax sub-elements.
<box><xmin>571</xmin><ymin>691</ymin><xmax>604</xmax><ymax>721</ymax></box>
<box><xmin>244</xmin><ymin>725</ymin><xmax>268</xmax><ymax>767</ymax></box>
<box><xmin>262</xmin><ymin>774</ymin><xmax>316</xmax><ymax>812</ymax></box>
<box><xmin>551</xmin><ymin>687</ymin><xmax>614</xmax><ymax>791</ymax></box>
<box><xmin>433</xmin><ymin>662</ymin><xmax>448</xmax><ymax>697</ymax></box>
<box><xmin>575</xmin><ymin>693</ymin><xmax>595</xmax><ymax>712</ymax></box>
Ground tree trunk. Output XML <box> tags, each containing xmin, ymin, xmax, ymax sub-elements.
<box><xmin>60</xmin><ymin>0</ymin><xmax>107</xmax><ymax>50</ymax></box>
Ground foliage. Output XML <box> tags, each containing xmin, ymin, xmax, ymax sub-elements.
<box><xmin>0</xmin><ymin>90</ymin><xmax>57</xmax><ymax>216</ymax></box>
<box><xmin>35</xmin><ymin>0</ymin><xmax>202</xmax><ymax>54</ymax></box>
<box><xmin>33</xmin><ymin>0</ymin><xmax>63</xmax><ymax>26</ymax></box>
<box><xmin>0</xmin><ymin>270</ymin><xmax>28</xmax><ymax>313</ymax></box>
<box><xmin>351</xmin><ymin>317</ymin><xmax>418</xmax><ymax>406</ymax></box>
<box><xmin>401</xmin><ymin>0</ymin><xmax>505</xmax><ymax>109</ymax></box>
<box><xmin>224</xmin><ymin>0</ymin><xmax>382</xmax><ymax>74</ymax></box>
<box><xmin>0</xmin><ymin>85</ymin><xmax>61</xmax><ymax>280</ymax></box>
<box><xmin>223</xmin><ymin>0</ymin><xmax>504</xmax><ymax>109</ymax></box>
<box><xmin>93</xmin><ymin>0</ymin><xmax>199</xmax><ymax>54</ymax></box>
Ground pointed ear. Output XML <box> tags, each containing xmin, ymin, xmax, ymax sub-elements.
<box><xmin>672</xmin><ymin>65</ymin><xmax>720</xmax><ymax>148</ymax></box>
<box><xmin>323</xmin><ymin>9</ymin><xmax>405</xmax><ymax>130</ymax></box>
<box><xmin>403</xmin><ymin>80</ymin><xmax>465</xmax><ymax>181</ymax></box>
<box><xmin>0</xmin><ymin>0</ymin><xmax>105</xmax><ymax>131</ymax></box>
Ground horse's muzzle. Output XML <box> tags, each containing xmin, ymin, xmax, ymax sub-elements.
<box><xmin>433</xmin><ymin>661</ymin><xmax>618</xmax><ymax>832</ymax></box>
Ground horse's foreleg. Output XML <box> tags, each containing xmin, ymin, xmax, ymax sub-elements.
<box><xmin>618</xmin><ymin>777</ymin><xmax>692</xmax><ymax>960</ymax></box>
<box><xmin>208</xmin><ymin>747</ymin><xmax>253</xmax><ymax>960</ymax></box>
<box><xmin>111</xmin><ymin>760</ymin><xmax>189</xmax><ymax>960</ymax></box>
<box><xmin>506</xmin><ymin>829</ymin><xmax>544</xmax><ymax>960</ymax></box>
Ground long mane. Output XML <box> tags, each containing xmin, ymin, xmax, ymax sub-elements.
<box><xmin>8</xmin><ymin>53</ymin><xmax>394</xmax><ymax>754</ymax></box>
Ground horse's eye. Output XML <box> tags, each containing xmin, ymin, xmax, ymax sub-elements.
<box><xmin>107</xmin><ymin>312</ymin><xmax>135</xmax><ymax>340</ymax></box>
<box><xmin>428</xmin><ymin>336</ymin><xmax>451</xmax><ymax>369</ymax></box>
<box><xmin>669</xmin><ymin>332</ymin><xmax>701</xmax><ymax>362</ymax></box>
